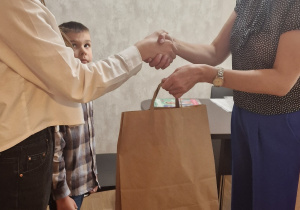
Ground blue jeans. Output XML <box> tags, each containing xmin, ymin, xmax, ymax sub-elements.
<box><xmin>49</xmin><ymin>194</ymin><xmax>85</xmax><ymax>210</ymax></box>
<box><xmin>70</xmin><ymin>194</ymin><xmax>84</xmax><ymax>210</ymax></box>
<box><xmin>0</xmin><ymin>127</ymin><xmax>54</xmax><ymax>210</ymax></box>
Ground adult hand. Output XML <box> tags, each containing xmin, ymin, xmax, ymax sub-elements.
<box><xmin>135</xmin><ymin>30</ymin><xmax>176</xmax><ymax>69</ymax></box>
<box><xmin>56</xmin><ymin>196</ymin><xmax>78</xmax><ymax>210</ymax></box>
<box><xmin>146</xmin><ymin>53</ymin><xmax>172</xmax><ymax>70</ymax></box>
<box><xmin>146</xmin><ymin>31</ymin><xmax>176</xmax><ymax>69</ymax></box>
<box><xmin>161</xmin><ymin>64</ymin><xmax>216</xmax><ymax>98</ymax></box>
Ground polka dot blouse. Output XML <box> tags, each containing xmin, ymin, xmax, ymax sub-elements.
<box><xmin>230</xmin><ymin>0</ymin><xmax>300</xmax><ymax>115</ymax></box>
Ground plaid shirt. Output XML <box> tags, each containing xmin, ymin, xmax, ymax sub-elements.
<box><xmin>52</xmin><ymin>102</ymin><xmax>99</xmax><ymax>199</ymax></box>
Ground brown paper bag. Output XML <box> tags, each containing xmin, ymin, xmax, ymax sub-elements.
<box><xmin>116</xmin><ymin>84</ymin><xmax>219</xmax><ymax>210</ymax></box>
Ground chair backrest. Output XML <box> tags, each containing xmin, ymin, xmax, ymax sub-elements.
<box><xmin>96</xmin><ymin>153</ymin><xmax>117</xmax><ymax>191</ymax></box>
<box><xmin>210</xmin><ymin>86</ymin><xmax>233</xmax><ymax>98</ymax></box>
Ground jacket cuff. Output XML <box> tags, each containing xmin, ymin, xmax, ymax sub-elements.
<box><xmin>52</xmin><ymin>181</ymin><xmax>71</xmax><ymax>200</ymax></box>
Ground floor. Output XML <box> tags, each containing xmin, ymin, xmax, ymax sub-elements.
<box><xmin>81</xmin><ymin>190</ymin><xmax>115</xmax><ymax>210</ymax></box>
<box><xmin>46</xmin><ymin>190</ymin><xmax>115</xmax><ymax>210</ymax></box>
<box><xmin>46</xmin><ymin>178</ymin><xmax>300</xmax><ymax>210</ymax></box>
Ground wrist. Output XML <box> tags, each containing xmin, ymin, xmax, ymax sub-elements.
<box><xmin>134</xmin><ymin>40</ymin><xmax>148</xmax><ymax>61</ymax></box>
<box><xmin>172</xmin><ymin>38</ymin><xmax>180</xmax><ymax>55</ymax></box>
<box><xmin>193</xmin><ymin>64</ymin><xmax>211</xmax><ymax>83</ymax></box>
<box><xmin>212</xmin><ymin>66</ymin><xmax>224</xmax><ymax>87</ymax></box>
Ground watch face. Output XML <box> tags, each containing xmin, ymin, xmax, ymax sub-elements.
<box><xmin>213</xmin><ymin>78</ymin><xmax>224</xmax><ymax>87</ymax></box>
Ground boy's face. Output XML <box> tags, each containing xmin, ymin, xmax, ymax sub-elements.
<box><xmin>66</xmin><ymin>31</ymin><xmax>93</xmax><ymax>64</ymax></box>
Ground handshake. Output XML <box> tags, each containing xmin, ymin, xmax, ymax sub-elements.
<box><xmin>135</xmin><ymin>30</ymin><xmax>205</xmax><ymax>99</ymax></box>
<box><xmin>134</xmin><ymin>30</ymin><xmax>177</xmax><ymax>70</ymax></box>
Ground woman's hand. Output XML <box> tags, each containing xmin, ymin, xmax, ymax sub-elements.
<box><xmin>161</xmin><ymin>64</ymin><xmax>217</xmax><ymax>98</ymax></box>
<box><xmin>144</xmin><ymin>31</ymin><xmax>177</xmax><ymax>69</ymax></box>
<box><xmin>134</xmin><ymin>30</ymin><xmax>176</xmax><ymax>69</ymax></box>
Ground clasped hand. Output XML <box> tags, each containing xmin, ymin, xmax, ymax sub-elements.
<box><xmin>135</xmin><ymin>30</ymin><xmax>176</xmax><ymax>70</ymax></box>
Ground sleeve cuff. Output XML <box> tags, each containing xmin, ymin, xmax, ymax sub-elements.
<box><xmin>117</xmin><ymin>46</ymin><xmax>143</xmax><ymax>71</ymax></box>
<box><xmin>52</xmin><ymin>182</ymin><xmax>71</xmax><ymax>200</ymax></box>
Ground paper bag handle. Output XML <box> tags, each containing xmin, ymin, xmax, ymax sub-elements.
<box><xmin>150</xmin><ymin>83</ymin><xmax>180</xmax><ymax>110</ymax></box>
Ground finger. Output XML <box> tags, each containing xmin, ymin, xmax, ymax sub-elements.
<box><xmin>158</xmin><ymin>33</ymin><xmax>166</xmax><ymax>44</ymax></box>
<box><xmin>161</xmin><ymin>77</ymin><xmax>173</xmax><ymax>90</ymax></box>
<box><xmin>173</xmin><ymin>93</ymin><xmax>183</xmax><ymax>99</ymax></box>
<box><xmin>145</xmin><ymin>58</ymin><xmax>152</xmax><ymax>63</ymax></box>
<box><xmin>164</xmin><ymin>40</ymin><xmax>176</xmax><ymax>59</ymax></box>
<box><xmin>171</xmin><ymin>53</ymin><xmax>176</xmax><ymax>60</ymax></box>
<box><xmin>165</xmin><ymin>34</ymin><xmax>173</xmax><ymax>41</ymax></box>
<box><xmin>149</xmin><ymin>54</ymin><xmax>162</xmax><ymax>67</ymax></box>
<box><xmin>161</xmin><ymin>78</ymin><xmax>167</xmax><ymax>84</ymax></box>
<box><xmin>168</xmin><ymin>89</ymin><xmax>184</xmax><ymax>99</ymax></box>
<box><xmin>155</xmin><ymin>55</ymin><xmax>169</xmax><ymax>69</ymax></box>
<box><xmin>161</xmin><ymin>29</ymin><xmax>168</xmax><ymax>34</ymax></box>
<box><xmin>157</xmin><ymin>29</ymin><xmax>168</xmax><ymax>36</ymax></box>
<box><xmin>162</xmin><ymin>58</ymin><xmax>171</xmax><ymax>70</ymax></box>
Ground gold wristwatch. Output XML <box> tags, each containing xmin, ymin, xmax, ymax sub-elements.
<box><xmin>213</xmin><ymin>67</ymin><xmax>224</xmax><ymax>87</ymax></box>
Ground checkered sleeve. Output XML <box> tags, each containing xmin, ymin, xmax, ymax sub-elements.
<box><xmin>51</xmin><ymin>126</ymin><xmax>71</xmax><ymax>200</ymax></box>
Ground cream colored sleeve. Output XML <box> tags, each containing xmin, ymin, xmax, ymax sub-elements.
<box><xmin>0</xmin><ymin>0</ymin><xmax>143</xmax><ymax>103</ymax></box>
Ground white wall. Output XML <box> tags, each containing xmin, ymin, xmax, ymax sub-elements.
<box><xmin>46</xmin><ymin>0</ymin><xmax>235</xmax><ymax>153</ymax></box>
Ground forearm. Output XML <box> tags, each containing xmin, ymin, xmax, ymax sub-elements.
<box><xmin>223</xmin><ymin>68</ymin><xmax>299</xmax><ymax>96</ymax></box>
<box><xmin>196</xmin><ymin>64</ymin><xmax>298</xmax><ymax>96</ymax></box>
<box><xmin>174</xmin><ymin>39</ymin><xmax>223</xmax><ymax>65</ymax></box>
<box><xmin>52</xmin><ymin>126</ymin><xmax>70</xmax><ymax>200</ymax></box>
<box><xmin>193</xmin><ymin>64</ymin><xmax>297</xmax><ymax>97</ymax></box>
<box><xmin>173</xmin><ymin>11</ymin><xmax>235</xmax><ymax>66</ymax></box>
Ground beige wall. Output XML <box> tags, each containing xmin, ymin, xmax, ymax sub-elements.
<box><xmin>46</xmin><ymin>0</ymin><xmax>235</xmax><ymax>153</ymax></box>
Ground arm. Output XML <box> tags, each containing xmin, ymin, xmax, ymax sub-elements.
<box><xmin>173</xmin><ymin>11</ymin><xmax>236</xmax><ymax>66</ymax></box>
<box><xmin>150</xmin><ymin>11</ymin><xmax>236</xmax><ymax>69</ymax></box>
<box><xmin>52</xmin><ymin>126</ymin><xmax>78</xmax><ymax>210</ymax></box>
<box><xmin>52</xmin><ymin>126</ymin><xmax>71</xmax><ymax>201</ymax></box>
<box><xmin>0</xmin><ymin>1</ymin><xmax>175</xmax><ymax>103</ymax></box>
<box><xmin>223</xmin><ymin>30</ymin><xmax>300</xmax><ymax>96</ymax></box>
<box><xmin>162</xmin><ymin>29</ymin><xmax>300</xmax><ymax>98</ymax></box>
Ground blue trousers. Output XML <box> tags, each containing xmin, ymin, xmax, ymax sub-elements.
<box><xmin>231</xmin><ymin>106</ymin><xmax>300</xmax><ymax>210</ymax></box>
<box><xmin>0</xmin><ymin>127</ymin><xmax>54</xmax><ymax>210</ymax></box>
<box><xmin>49</xmin><ymin>194</ymin><xmax>85</xmax><ymax>210</ymax></box>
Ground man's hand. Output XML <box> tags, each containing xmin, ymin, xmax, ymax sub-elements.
<box><xmin>134</xmin><ymin>30</ymin><xmax>176</xmax><ymax>70</ymax></box>
<box><xmin>146</xmin><ymin>31</ymin><xmax>177</xmax><ymax>69</ymax></box>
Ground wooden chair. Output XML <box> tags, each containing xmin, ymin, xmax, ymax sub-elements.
<box><xmin>210</xmin><ymin>86</ymin><xmax>233</xmax><ymax>210</ymax></box>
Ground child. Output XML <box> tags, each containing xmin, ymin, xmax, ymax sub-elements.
<box><xmin>49</xmin><ymin>21</ymin><xmax>99</xmax><ymax>210</ymax></box>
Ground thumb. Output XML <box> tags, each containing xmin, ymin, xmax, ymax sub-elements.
<box><xmin>158</xmin><ymin>33</ymin><xmax>165</xmax><ymax>44</ymax></box>
<box><xmin>161</xmin><ymin>78</ymin><xmax>168</xmax><ymax>88</ymax></box>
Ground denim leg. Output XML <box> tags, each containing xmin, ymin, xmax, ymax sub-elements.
<box><xmin>0</xmin><ymin>127</ymin><xmax>54</xmax><ymax>210</ymax></box>
<box><xmin>70</xmin><ymin>194</ymin><xmax>85</xmax><ymax>210</ymax></box>
<box><xmin>49</xmin><ymin>194</ymin><xmax>85</xmax><ymax>210</ymax></box>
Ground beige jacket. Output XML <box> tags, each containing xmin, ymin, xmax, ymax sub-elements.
<box><xmin>0</xmin><ymin>0</ymin><xmax>142</xmax><ymax>151</ymax></box>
